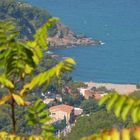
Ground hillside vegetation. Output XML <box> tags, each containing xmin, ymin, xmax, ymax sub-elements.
<box><xmin>0</xmin><ymin>0</ymin><xmax>57</xmax><ymax>39</ymax></box>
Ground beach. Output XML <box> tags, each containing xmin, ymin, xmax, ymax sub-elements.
<box><xmin>85</xmin><ymin>81</ymin><xmax>138</xmax><ymax>94</ymax></box>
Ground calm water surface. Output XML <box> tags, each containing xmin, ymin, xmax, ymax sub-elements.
<box><xmin>25</xmin><ymin>0</ymin><xmax>140</xmax><ymax>84</ymax></box>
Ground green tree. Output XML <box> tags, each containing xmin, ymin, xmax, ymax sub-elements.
<box><xmin>63</xmin><ymin>110</ymin><xmax>130</xmax><ymax>140</ymax></box>
<box><xmin>68</xmin><ymin>81</ymin><xmax>87</xmax><ymax>93</ymax></box>
<box><xmin>80</xmin><ymin>98</ymin><xmax>102</xmax><ymax>114</ymax></box>
<box><xmin>0</xmin><ymin>18</ymin><xmax>75</xmax><ymax>138</ymax></box>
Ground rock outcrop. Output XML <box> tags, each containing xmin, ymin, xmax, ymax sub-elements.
<box><xmin>47</xmin><ymin>22</ymin><xmax>101</xmax><ymax>48</ymax></box>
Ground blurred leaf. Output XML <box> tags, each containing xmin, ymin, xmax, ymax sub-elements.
<box><xmin>98</xmin><ymin>93</ymin><xmax>140</xmax><ymax>123</ymax></box>
<box><xmin>12</xmin><ymin>94</ymin><xmax>25</xmax><ymax>106</ymax></box>
<box><xmin>0</xmin><ymin>95</ymin><xmax>12</xmax><ymax>105</ymax></box>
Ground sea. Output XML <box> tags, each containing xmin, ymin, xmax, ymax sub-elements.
<box><xmin>25</xmin><ymin>0</ymin><xmax>140</xmax><ymax>84</ymax></box>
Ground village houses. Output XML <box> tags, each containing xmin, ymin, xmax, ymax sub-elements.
<box><xmin>49</xmin><ymin>104</ymin><xmax>83</xmax><ymax>124</ymax></box>
<box><xmin>79</xmin><ymin>88</ymin><xmax>106</xmax><ymax>99</ymax></box>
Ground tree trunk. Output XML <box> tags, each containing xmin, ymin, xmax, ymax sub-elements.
<box><xmin>11</xmin><ymin>99</ymin><xmax>16</xmax><ymax>135</ymax></box>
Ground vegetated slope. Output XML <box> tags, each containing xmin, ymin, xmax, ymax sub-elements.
<box><xmin>63</xmin><ymin>110</ymin><xmax>135</xmax><ymax>140</ymax></box>
<box><xmin>0</xmin><ymin>0</ymin><xmax>57</xmax><ymax>40</ymax></box>
<box><xmin>0</xmin><ymin>0</ymin><xmax>100</xmax><ymax>47</ymax></box>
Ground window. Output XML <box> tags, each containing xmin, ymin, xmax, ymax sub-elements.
<box><xmin>52</xmin><ymin>112</ymin><xmax>56</xmax><ymax>115</ymax></box>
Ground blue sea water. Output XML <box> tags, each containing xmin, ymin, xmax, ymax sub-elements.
<box><xmin>25</xmin><ymin>0</ymin><xmax>140</xmax><ymax>84</ymax></box>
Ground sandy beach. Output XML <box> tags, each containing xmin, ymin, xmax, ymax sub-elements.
<box><xmin>85</xmin><ymin>81</ymin><xmax>138</xmax><ymax>94</ymax></box>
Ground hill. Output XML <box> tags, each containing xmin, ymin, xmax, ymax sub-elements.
<box><xmin>0</xmin><ymin>0</ymin><xmax>56</xmax><ymax>39</ymax></box>
<box><xmin>0</xmin><ymin>0</ymin><xmax>100</xmax><ymax>47</ymax></box>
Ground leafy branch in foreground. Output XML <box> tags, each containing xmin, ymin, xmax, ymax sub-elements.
<box><xmin>25</xmin><ymin>99</ymin><xmax>58</xmax><ymax>140</ymax></box>
<box><xmin>79</xmin><ymin>93</ymin><xmax>140</xmax><ymax>140</ymax></box>
<box><xmin>0</xmin><ymin>17</ymin><xmax>75</xmax><ymax>137</ymax></box>
<box><xmin>98</xmin><ymin>93</ymin><xmax>140</xmax><ymax>123</ymax></box>
<box><xmin>81</xmin><ymin>127</ymin><xmax>140</xmax><ymax>140</ymax></box>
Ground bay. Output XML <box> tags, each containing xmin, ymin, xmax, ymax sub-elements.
<box><xmin>25</xmin><ymin>0</ymin><xmax>140</xmax><ymax>84</ymax></box>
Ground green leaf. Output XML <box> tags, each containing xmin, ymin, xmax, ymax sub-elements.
<box><xmin>106</xmin><ymin>93</ymin><xmax>118</xmax><ymax>111</ymax></box>
<box><xmin>34</xmin><ymin>99</ymin><xmax>42</xmax><ymax>108</ymax></box>
<box><xmin>114</xmin><ymin>95</ymin><xmax>126</xmax><ymax>117</ymax></box>
<box><xmin>36</xmin><ymin>104</ymin><xmax>46</xmax><ymax>113</ymax></box>
<box><xmin>41</xmin><ymin>125</ymin><xmax>54</xmax><ymax>130</ymax></box>
<box><xmin>12</xmin><ymin>94</ymin><xmax>25</xmax><ymax>106</ymax></box>
<box><xmin>39</xmin><ymin>117</ymin><xmax>52</xmax><ymax>124</ymax></box>
<box><xmin>27</xmin><ymin>119</ymin><xmax>37</xmax><ymax>126</ymax></box>
<box><xmin>0</xmin><ymin>75</ymin><xmax>14</xmax><ymax>88</ymax></box>
<box><xmin>98</xmin><ymin>94</ymin><xmax>109</xmax><ymax>106</ymax></box>
<box><xmin>0</xmin><ymin>95</ymin><xmax>12</xmax><ymax>105</ymax></box>
<box><xmin>131</xmin><ymin>106</ymin><xmax>140</xmax><ymax>123</ymax></box>
<box><xmin>38</xmin><ymin>110</ymin><xmax>49</xmax><ymax>118</ymax></box>
<box><xmin>121</xmin><ymin>98</ymin><xmax>134</xmax><ymax>121</ymax></box>
<box><xmin>25</xmin><ymin>64</ymin><xmax>33</xmax><ymax>74</ymax></box>
<box><xmin>21</xmin><ymin>57</ymin><xmax>75</xmax><ymax>92</ymax></box>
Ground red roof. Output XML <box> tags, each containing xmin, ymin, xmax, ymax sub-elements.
<box><xmin>92</xmin><ymin>93</ymin><xmax>101</xmax><ymax>100</ymax></box>
<box><xmin>49</xmin><ymin>104</ymin><xmax>74</xmax><ymax>113</ymax></box>
<box><xmin>84</xmin><ymin>90</ymin><xmax>94</xmax><ymax>99</ymax></box>
<box><xmin>84</xmin><ymin>90</ymin><xmax>102</xmax><ymax>100</ymax></box>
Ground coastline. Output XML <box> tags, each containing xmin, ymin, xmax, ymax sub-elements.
<box><xmin>85</xmin><ymin>81</ymin><xmax>138</xmax><ymax>94</ymax></box>
<box><xmin>47</xmin><ymin>22</ymin><xmax>102</xmax><ymax>48</ymax></box>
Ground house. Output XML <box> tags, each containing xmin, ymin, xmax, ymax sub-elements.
<box><xmin>84</xmin><ymin>90</ymin><xmax>94</xmax><ymax>99</ymax></box>
<box><xmin>92</xmin><ymin>92</ymin><xmax>102</xmax><ymax>100</ymax></box>
<box><xmin>43</xmin><ymin>98</ymin><xmax>55</xmax><ymax>106</ymax></box>
<box><xmin>79</xmin><ymin>89</ymin><xmax>102</xmax><ymax>100</ymax></box>
<box><xmin>49</xmin><ymin>104</ymin><xmax>74</xmax><ymax>124</ymax></box>
<box><xmin>55</xmin><ymin>94</ymin><xmax>62</xmax><ymax>102</ymax></box>
<box><xmin>79</xmin><ymin>88</ymin><xmax>88</xmax><ymax>96</ymax></box>
<box><xmin>74</xmin><ymin>108</ymin><xmax>83</xmax><ymax>116</ymax></box>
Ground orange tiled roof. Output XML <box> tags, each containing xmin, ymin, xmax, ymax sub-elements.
<box><xmin>49</xmin><ymin>104</ymin><xmax>74</xmax><ymax>113</ymax></box>
<box><xmin>92</xmin><ymin>93</ymin><xmax>101</xmax><ymax>100</ymax></box>
<box><xmin>84</xmin><ymin>90</ymin><xmax>102</xmax><ymax>99</ymax></box>
<box><xmin>84</xmin><ymin>90</ymin><xmax>93</xmax><ymax>99</ymax></box>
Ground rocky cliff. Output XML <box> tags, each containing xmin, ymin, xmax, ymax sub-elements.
<box><xmin>47</xmin><ymin>22</ymin><xmax>101</xmax><ymax>48</ymax></box>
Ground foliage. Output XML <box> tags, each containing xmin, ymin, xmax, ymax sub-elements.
<box><xmin>0</xmin><ymin>105</ymin><xmax>12</xmax><ymax>132</ymax></box>
<box><xmin>0</xmin><ymin>0</ymin><xmax>58</xmax><ymax>39</ymax></box>
<box><xmin>92</xmin><ymin>86</ymin><xmax>112</xmax><ymax>93</ymax></box>
<box><xmin>63</xmin><ymin>110</ymin><xmax>132</xmax><ymax>140</ymax></box>
<box><xmin>25</xmin><ymin>99</ymin><xmax>57</xmax><ymax>139</ymax></box>
<box><xmin>68</xmin><ymin>81</ymin><xmax>87</xmax><ymax>93</ymax></box>
<box><xmin>136</xmin><ymin>84</ymin><xmax>140</xmax><ymax>89</ymax></box>
<box><xmin>98</xmin><ymin>93</ymin><xmax>140</xmax><ymax>123</ymax></box>
<box><xmin>0</xmin><ymin>131</ymin><xmax>50</xmax><ymax>140</ymax></box>
<box><xmin>80</xmin><ymin>98</ymin><xmax>103</xmax><ymax>114</ymax></box>
<box><xmin>79</xmin><ymin>92</ymin><xmax>140</xmax><ymax>140</ymax></box>
<box><xmin>62</xmin><ymin>93</ymin><xmax>83</xmax><ymax>107</ymax></box>
<box><xmin>53</xmin><ymin>118</ymin><xmax>67</xmax><ymax>132</ymax></box>
<box><xmin>0</xmin><ymin>17</ymin><xmax>75</xmax><ymax>137</ymax></box>
<box><xmin>130</xmin><ymin>90</ymin><xmax>140</xmax><ymax>99</ymax></box>
<box><xmin>80</xmin><ymin>127</ymin><xmax>140</xmax><ymax>140</ymax></box>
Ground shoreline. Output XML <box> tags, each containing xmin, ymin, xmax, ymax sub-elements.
<box><xmin>47</xmin><ymin>22</ymin><xmax>102</xmax><ymax>48</ymax></box>
<box><xmin>85</xmin><ymin>81</ymin><xmax>138</xmax><ymax>94</ymax></box>
<box><xmin>48</xmin><ymin>37</ymin><xmax>102</xmax><ymax>49</ymax></box>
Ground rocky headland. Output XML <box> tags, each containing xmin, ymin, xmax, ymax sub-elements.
<box><xmin>0</xmin><ymin>0</ymin><xmax>101</xmax><ymax>48</ymax></box>
<box><xmin>47</xmin><ymin>22</ymin><xmax>101</xmax><ymax>48</ymax></box>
